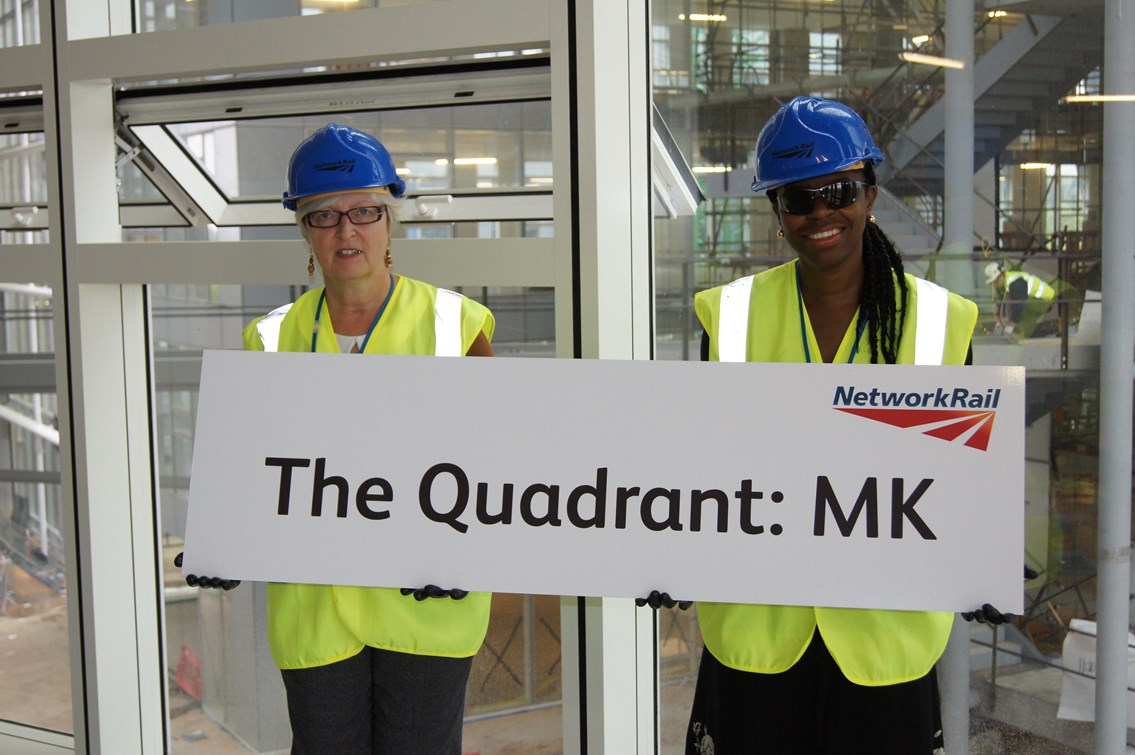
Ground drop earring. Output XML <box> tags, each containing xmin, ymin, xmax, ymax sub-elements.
<box><xmin>385</xmin><ymin>248</ymin><xmax>393</xmax><ymax>268</ymax></box>
<box><xmin>869</xmin><ymin>214</ymin><xmax>876</xmax><ymax>224</ymax></box>
<box><xmin>307</xmin><ymin>251</ymin><xmax>315</xmax><ymax>278</ymax></box>
<box><xmin>776</xmin><ymin>228</ymin><xmax>785</xmax><ymax>239</ymax></box>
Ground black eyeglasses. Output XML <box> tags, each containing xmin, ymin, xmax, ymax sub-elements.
<box><xmin>773</xmin><ymin>180</ymin><xmax>869</xmax><ymax>216</ymax></box>
<box><xmin>303</xmin><ymin>205</ymin><xmax>386</xmax><ymax>228</ymax></box>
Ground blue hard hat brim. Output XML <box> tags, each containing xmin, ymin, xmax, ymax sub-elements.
<box><xmin>751</xmin><ymin>154</ymin><xmax>884</xmax><ymax>194</ymax></box>
<box><xmin>283</xmin><ymin>179</ymin><xmax>405</xmax><ymax>211</ymax></box>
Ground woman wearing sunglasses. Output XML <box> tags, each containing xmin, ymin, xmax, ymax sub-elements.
<box><xmin>186</xmin><ymin>123</ymin><xmax>494</xmax><ymax>754</ymax></box>
<box><xmin>688</xmin><ymin>97</ymin><xmax>992</xmax><ymax>754</ymax></box>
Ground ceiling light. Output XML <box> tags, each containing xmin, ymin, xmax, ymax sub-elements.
<box><xmin>897</xmin><ymin>52</ymin><xmax>965</xmax><ymax>70</ymax></box>
<box><xmin>1019</xmin><ymin>163</ymin><xmax>1052</xmax><ymax>170</ymax></box>
<box><xmin>988</xmin><ymin>10</ymin><xmax>1008</xmax><ymax>18</ymax></box>
<box><xmin>692</xmin><ymin>166</ymin><xmax>732</xmax><ymax>174</ymax></box>
<box><xmin>452</xmin><ymin>157</ymin><xmax>498</xmax><ymax>166</ymax></box>
<box><xmin>910</xmin><ymin>35</ymin><xmax>931</xmax><ymax>46</ymax></box>
<box><xmin>679</xmin><ymin>13</ymin><xmax>727</xmax><ymax>22</ymax></box>
<box><xmin>1062</xmin><ymin>94</ymin><xmax>1135</xmax><ymax>103</ymax></box>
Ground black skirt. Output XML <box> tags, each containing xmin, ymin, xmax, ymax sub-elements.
<box><xmin>686</xmin><ymin>631</ymin><xmax>943</xmax><ymax>754</ymax></box>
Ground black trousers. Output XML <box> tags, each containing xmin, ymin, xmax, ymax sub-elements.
<box><xmin>686</xmin><ymin>633</ymin><xmax>942</xmax><ymax>754</ymax></box>
<box><xmin>280</xmin><ymin>645</ymin><xmax>473</xmax><ymax>755</ymax></box>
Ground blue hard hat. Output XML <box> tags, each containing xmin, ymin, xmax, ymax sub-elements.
<box><xmin>283</xmin><ymin>123</ymin><xmax>406</xmax><ymax>210</ymax></box>
<box><xmin>751</xmin><ymin>96</ymin><xmax>885</xmax><ymax>194</ymax></box>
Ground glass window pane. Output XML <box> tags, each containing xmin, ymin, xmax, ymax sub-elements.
<box><xmin>161</xmin><ymin>104</ymin><xmax>552</xmax><ymax>203</ymax></box>
<box><xmin>0</xmin><ymin>282</ymin><xmax>71</xmax><ymax>734</ymax></box>
<box><xmin>660</xmin><ymin>608</ymin><xmax>700</xmax><ymax>751</ymax></box>
<box><xmin>0</xmin><ymin>131</ymin><xmax>49</xmax><ymax>244</ymax></box>
<box><xmin>134</xmin><ymin>0</ymin><xmax>455</xmax><ymax>32</ymax></box>
<box><xmin>0</xmin><ymin>0</ymin><xmax>38</xmax><ymax>47</ymax></box>
<box><xmin>651</xmin><ymin>0</ymin><xmax>1107</xmax><ymax>751</ymax></box>
<box><xmin>464</xmin><ymin>593</ymin><xmax>562</xmax><ymax>751</ymax></box>
<box><xmin>154</xmin><ymin>282</ymin><xmax>559</xmax><ymax>752</ymax></box>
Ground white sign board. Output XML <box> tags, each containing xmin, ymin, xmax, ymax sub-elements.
<box><xmin>183</xmin><ymin>350</ymin><xmax>1025</xmax><ymax>613</ymax></box>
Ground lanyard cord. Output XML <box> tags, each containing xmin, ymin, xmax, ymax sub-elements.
<box><xmin>311</xmin><ymin>279</ymin><xmax>397</xmax><ymax>353</ymax></box>
<box><xmin>795</xmin><ymin>263</ymin><xmax>867</xmax><ymax>364</ymax></box>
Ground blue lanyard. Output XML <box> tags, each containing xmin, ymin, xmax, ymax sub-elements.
<box><xmin>310</xmin><ymin>280</ymin><xmax>396</xmax><ymax>353</ymax></box>
<box><xmin>795</xmin><ymin>264</ymin><xmax>867</xmax><ymax>364</ymax></box>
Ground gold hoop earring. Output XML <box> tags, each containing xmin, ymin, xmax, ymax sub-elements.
<box><xmin>384</xmin><ymin>249</ymin><xmax>393</xmax><ymax>268</ymax></box>
<box><xmin>307</xmin><ymin>252</ymin><xmax>315</xmax><ymax>278</ymax></box>
<box><xmin>776</xmin><ymin>228</ymin><xmax>785</xmax><ymax>239</ymax></box>
<box><xmin>869</xmin><ymin>214</ymin><xmax>876</xmax><ymax>224</ymax></box>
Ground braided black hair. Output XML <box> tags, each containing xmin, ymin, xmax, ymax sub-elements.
<box><xmin>859</xmin><ymin>220</ymin><xmax>908</xmax><ymax>363</ymax></box>
<box><xmin>857</xmin><ymin>165</ymin><xmax>907</xmax><ymax>364</ymax></box>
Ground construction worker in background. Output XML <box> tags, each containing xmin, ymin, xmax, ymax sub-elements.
<box><xmin>984</xmin><ymin>261</ymin><xmax>1058</xmax><ymax>338</ymax></box>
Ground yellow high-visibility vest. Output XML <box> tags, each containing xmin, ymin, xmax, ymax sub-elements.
<box><xmin>1004</xmin><ymin>271</ymin><xmax>1056</xmax><ymax>302</ymax></box>
<box><xmin>244</xmin><ymin>277</ymin><xmax>494</xmax><ymax>670</ymax></box>
<box><xmin>693</xmin><ymin>260</ymin><xmax>977</xmax><ymax>686</ymax></box>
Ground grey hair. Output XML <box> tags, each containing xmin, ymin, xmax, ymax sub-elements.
<box><xmin>294</xmin><ymin>191</ymin><xmax>406</xmax><ymax>241</ymax></box>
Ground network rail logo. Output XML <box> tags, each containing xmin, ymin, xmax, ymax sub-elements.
<box><xmin>771</xmin><ymin>141</ymin><xmax>815</xmax><ymax>160</ymax></box>
<box><xmin>314</xmin><ymin>158</ymin><xmax>356</xmax><ymax>173</ymax></box>
<box><xmin>832</xmin><ymin>385</ymin><xmax>1001</xmax><ymax>451</ymax></box>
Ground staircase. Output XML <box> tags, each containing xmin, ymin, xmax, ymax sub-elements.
<box><xmin>871</xmin><ymin>187</ymin><xmax>941</xmax><ymax>279</ymax></box>
<box><xmin>878</xmin><ymin>9</ymin><xmax>1104</xmax><ymax>197</ymax></box>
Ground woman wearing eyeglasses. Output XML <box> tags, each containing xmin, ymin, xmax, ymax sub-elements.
<box><xmin>236</xmin><ymin>123</ymin><xmax>493</xmax><ymax>754</ymax></box>
<box><xmin>688</xmin><ymin>97</ymin><xmax>982</xmax><ymax>754</ymax></box>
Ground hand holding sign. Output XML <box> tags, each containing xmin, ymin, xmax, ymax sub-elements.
<box><xmin>175</xmin><ymin>552</ymin><xmax>240</xmax><ymax>591</ymax></box>
<box><xmin>960</xmin><ymin>565</ymin><xmax>1039</xmax><ymax>624</ymax></box>
<box><xmin>400</xmin><ymin>585</ymin><xmax>469</xmax><ymax>601</ymax></box>
<box><xmin>635</xmin><ymin>590</ymin><xmax>692</xmax><ymax>610</ymax></box>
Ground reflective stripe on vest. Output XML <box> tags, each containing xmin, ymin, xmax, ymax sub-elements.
<box><xmin>1006</xmin><ymin>270</ymin><xmax>1056</xmax><ymax>301</ymax></box>
<box><xmin>254</xmin><ymin>303</ymin><xmax>293</xmax><ymax>353</ymax></box>
<box><xmin>717</xmin><ymin>275</ymin><xmax>755</xmax><ymax>363</ymax></box>
<box><xmin>257</xmin><ymin>290</ymin><xmax>465</xmax><ymax>355</ymax></box>
<box><xmin>717</xmin><ymin>274</ymin><xmax>950</xmax><ymax>365</ymax></box>
<box><xmin>913</xmin><ymin>278</ymin><xmax>947</xmax><ymax>366</ymax></box>
<box><xmin>434</xmin><ymin>288</ymin><xmax>464</xmax><ymax>357</ymax></box>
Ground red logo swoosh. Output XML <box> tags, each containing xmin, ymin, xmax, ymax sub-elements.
<box><xmin>835</xmin><ymin>408</ymin><xmax>996</xmax><ymax>451</ymax></box>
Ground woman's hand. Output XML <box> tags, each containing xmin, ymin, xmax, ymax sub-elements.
<box><xmin>961</xmin><ymin>603</ymin><xmax>1014</xmax><ymax>625</ymax></box>
<box><xmin>635</xmin><ymin>590</ymin><xmax>692</xmax><ymax>610</ymax></box>
<box><xmin>400</xmin><ymin>585</ymin><xmax>469</xmax><ymax>601</ymax></box>
<box><xmin>174</xmin><ymin>552</ymin><xmax>241</xmax><ymax>591</ymax></box>
<box><xmin>962</xmin><ymin>565</ymin><xmax>1037</xmax><ymax>624</ymax></box>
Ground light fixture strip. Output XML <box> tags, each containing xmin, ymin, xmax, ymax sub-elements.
<box><xmin>678</xmin><ymin>13</ymin><xmax>727</xmax><ymax>22</ymax></box>
<box><xmin>897</xmin><ymin>51</ymin><xmax>965</xmax><ymax>70</ymax></box>
<box><xmin>1063</xmin><ymin>94</ymin><xmax>1135</xmax><ymax>103</ymax></box>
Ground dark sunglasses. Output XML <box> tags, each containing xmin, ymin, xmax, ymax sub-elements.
<box><xmin>303</xmin><ymin>205</ymin><xmax>386</xmax><ymax>228</ymax></box>
<box><xmin>772</xmin><ymin>180</ymin><xmax>869</xmax><ymax>216</ymax></box>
